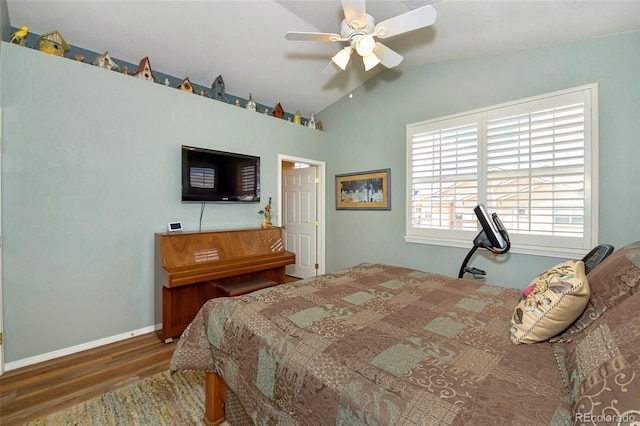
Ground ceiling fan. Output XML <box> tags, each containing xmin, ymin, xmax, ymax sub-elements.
<box><xmin>285</xmin><ymin>0</ymin><xmax>437</xmax><ymax>73</ymax></box>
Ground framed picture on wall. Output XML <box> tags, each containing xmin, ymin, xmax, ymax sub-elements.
<box><xmin>335</xmin><ymin>168</ymin><xmax>390</xmax><ymax>210</ymax></box>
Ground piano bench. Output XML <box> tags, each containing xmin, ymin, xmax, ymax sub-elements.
<box><xmin>217</xmin><ymin>277</ymin><xmax>278</xmax><ymax>297</ymax></box>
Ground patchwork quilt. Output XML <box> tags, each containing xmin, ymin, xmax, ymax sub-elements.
<box><xmin>171</xmin><ymin>263</ymin><xmax>571</xmax><ymax>425</ymax></box>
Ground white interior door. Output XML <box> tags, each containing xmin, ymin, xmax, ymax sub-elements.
<box><xmin>282</xmin><ymin>166</ymin><xmax>318</xmax><ymax>278</ymax></box>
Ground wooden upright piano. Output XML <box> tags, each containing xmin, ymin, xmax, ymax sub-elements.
<box><xmin>155</xmin><ymin>227</ymin><xmax>295</xmax><ymax>342</ymax></box>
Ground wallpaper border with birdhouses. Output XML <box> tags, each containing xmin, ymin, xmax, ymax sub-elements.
<box><xmin>8</xmin><ymin>26</ymin><xmax>323</xmax><ymax>130</ymax></box>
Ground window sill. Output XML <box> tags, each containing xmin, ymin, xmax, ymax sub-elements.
<box><xmin>404</xmin><ymin>235</ymin><xmax>589</xmax><ymax>259</ymax></box>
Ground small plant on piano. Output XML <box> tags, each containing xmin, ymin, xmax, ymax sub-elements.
<box><xmin>258</xmin><ymin>197</ymin><xmax>275</xmax><ymax>228</ymax></box>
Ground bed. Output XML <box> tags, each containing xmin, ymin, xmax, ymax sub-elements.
<box><xmin>171</xmin><ymin>242</ymin><xmax>640</xmax><ymax>425</ymax></box>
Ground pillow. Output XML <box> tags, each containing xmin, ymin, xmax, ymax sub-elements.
<box><xmin>510</xmin><ymin>260</ymin><xmax>590</xmax><ymax>344</ymax></box>
<box><xmin>550</xmin><ymin>241</ymin><xmax>640</xmax><ymax>343</ymax></box>
<box><xmin>563</xmin><ymin>291</ymin><xmax>640</xmax><ymax>423</ymax></box>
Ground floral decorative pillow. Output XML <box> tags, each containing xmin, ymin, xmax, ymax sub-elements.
<box><xmin>510</xmin><ymin>260</ymin><xmax>590</xmax><ymax>344</ymax></box>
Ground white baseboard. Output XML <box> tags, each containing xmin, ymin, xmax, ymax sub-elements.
<box><xmin>4</xmin><ymin>324</ymin><xmax>162</xmax><ymax>372</ymax></box>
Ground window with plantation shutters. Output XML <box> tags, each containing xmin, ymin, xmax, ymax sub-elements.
<box><xmin>406</xmin><ymin>84</ymin><xmax>598</xmax><ymax>257</ymax></box>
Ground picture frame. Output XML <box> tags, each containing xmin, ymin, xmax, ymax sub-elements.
<box><xmin>335</xmin><ymin>168</ymin><xmax>390</xmax><ymax>210</ymax></box>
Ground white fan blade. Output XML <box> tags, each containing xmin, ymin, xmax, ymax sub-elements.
<box><xmin>285</xmin><ymin>31</ymin><xmax>344</xmax><ymax>42</ymax></box>
<box><xmin>342</xmin><ymin>0</ymin><xmax>367</xmax><ymax>29</ymax></box>
<box><xmin>375</xmin><ymin>43</ymin><xmax>404</xmax><ymax>69</ymax></box>
<box><xmin>375</xmin><ymin>5</ymin><xmax>437</xmax><ymax>39</ymax></box>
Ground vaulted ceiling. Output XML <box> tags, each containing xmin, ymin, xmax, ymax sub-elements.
<box><xmin>6</xmin><ymin>0</ymin><xmax>640</xmax><ymax>115</ymax></box>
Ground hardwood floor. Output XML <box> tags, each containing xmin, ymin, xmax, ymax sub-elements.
<box><xmin>0</xmin><ymin>277</ymin><xmax>301</xmax><ymax>425</ymax></box>
<box><xmin>0</xmin><ymin>332</ymin><xmax>176</xmax><ymax>425</ymax></box>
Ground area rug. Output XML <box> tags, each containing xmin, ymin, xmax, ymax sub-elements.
<box><xmin>27</xmin><ymin>370</ymin><xmax>211</xmax><ymax>425</ymax></box>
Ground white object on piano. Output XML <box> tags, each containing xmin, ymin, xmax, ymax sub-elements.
<box><xmin>167</xmin><ymin>222</ymin><xmax>183</xmax><ymax>234</ymax></box>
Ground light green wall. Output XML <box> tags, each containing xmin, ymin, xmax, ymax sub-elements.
<box><xmin>1</xmin><ymin>31</ymin><xmax>639</xmax><ymax>365</ymax></box>
<box><xmin>320</xmin><ymin>31</ymin><xmax>640</xmax><ymax>287</ymax></box>
<box><xmin>0</xmin><ymin>42</ymin><xmax>326</xmax><ymax>363</ymax></box>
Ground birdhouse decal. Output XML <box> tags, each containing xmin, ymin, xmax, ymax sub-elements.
<box><xmin>37</xmin><ymin>30</ymin><xmax>69</xmax><ymax>56</ymax></box>
<box><xmin>273</xmin><ymin>103</ymin><xmax>284</xmax><ymax>119</ymax></box>
<box><xmin>133</xmin><ymin>57</ymin><xmax>156</xmax><ymax>82</ymax></box>
<box><xmin>211</xmin><ymin>75</ymin><xmax>225</xmax><ymax>101</ymax></box>
<box><xmin>91</xmin><ymin>52</ymin><xmax>119</xmax><ymax>71</ymax></box>
<box><xmin>178</xmin><ymin>78</ymin><xmax>194</xmax><ymax>93</ymax></box>
<box><xmin>246</xmin><ymin>94</ymin><xmax>257</xmax><ymax>111</ymax></box>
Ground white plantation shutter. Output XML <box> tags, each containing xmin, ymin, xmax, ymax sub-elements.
<box><xmin>410</xmin><ymin>119</ymin><xmax>479</xmax><ymax>232</ymax></box>
<box><xmin>406</xmin><ymin>85</ymin><xmax>598</xmax><ymax>257</ymax></box>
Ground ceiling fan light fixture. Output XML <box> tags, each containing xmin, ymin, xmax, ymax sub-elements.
<box><xmin>362</xmin><ymin>52</ymin><xmax>381</xmax><ymax>71</ymax></box>
<box><xmin>285</xmin><ymin>2</ymin><xmax>437</xmax><ymax>75</ymax></box>
<box><xmin>331</xmin><ymin>46</ymin><xmax>352</xmax><ymax>70</ymax></box>
<box><xmin>355</xmin><ymin>34</ymin><xmax>376</xmax><ymax>57</ymax></box>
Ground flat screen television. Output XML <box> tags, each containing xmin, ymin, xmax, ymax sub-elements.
<box><xmin>181</xmin><ymin>145</ymin><xmax>260</xmax><ymax>202</ymax></box>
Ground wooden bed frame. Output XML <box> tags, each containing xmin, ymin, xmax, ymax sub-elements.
<box><xmin>204</xmin><ymin>372</ymin><xmax>226</xmax><ymax>426</ymax></box>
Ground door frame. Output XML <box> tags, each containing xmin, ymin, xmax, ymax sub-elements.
<box><xmin>277</xmin><ymin>154</ymin><xmax>326</xmax><ymax>276</ymax></box>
